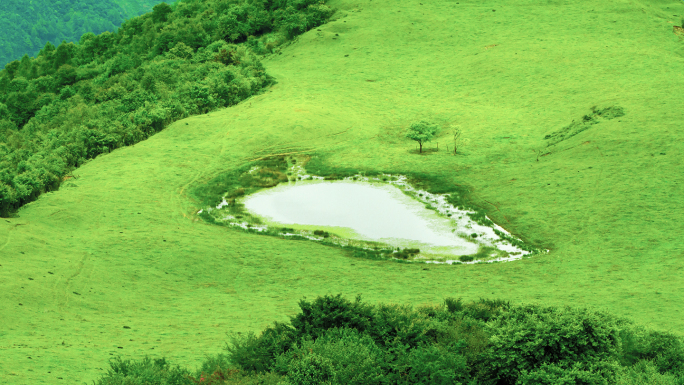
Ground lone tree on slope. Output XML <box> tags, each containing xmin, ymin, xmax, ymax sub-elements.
<box><xmin>405</xmin><ymin>121</ymin><xmax>438</xmax><ymax>153</ymax></box>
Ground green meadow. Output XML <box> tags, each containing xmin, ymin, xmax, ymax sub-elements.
<box><xmin>2</xmin><ymin>0</ymin><xmax>684</xmax><ymax>382</ymax></box>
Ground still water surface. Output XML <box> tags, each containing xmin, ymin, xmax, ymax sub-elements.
<box><xmin>243</xmin><ymin>180</ymin><xmax>479</xmax><ymax>254</ymax></box>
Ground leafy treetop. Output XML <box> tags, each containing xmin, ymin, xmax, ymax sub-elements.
<box><xmin>405</xmin><ymin>120</ymin><xmax>438</xmax><ymax>153</ymax></box>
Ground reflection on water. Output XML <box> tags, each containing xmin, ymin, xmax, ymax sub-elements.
<box><xmin>243</xmin><ymin>180</ymin><xmax>480</xmax><ymax>254</ymax></box>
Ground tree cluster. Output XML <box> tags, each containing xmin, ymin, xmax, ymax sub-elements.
<box><xmin>0</xmin><ymin>0</ymin><xmax>335</xmax><ymax>216</ymax></box>
<box><xmin>0</xmin><ymin>0</ymin><xmax>168</xmax><ymax>69</ymax></box>
<box><xmin>94</xmin><ymin>295</ymin><xmax>684</xmax><ymax>385</ymax></box>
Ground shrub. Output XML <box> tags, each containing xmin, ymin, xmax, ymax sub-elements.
<box><xmin>517</xmin><ymin>361</ymin><xmax>619</xmax><ymax>385</ymax></box>
<box><xmin>394</xmin><ymin>248</ymin><xmax>419</xmax><ymax>259</ymax></box>
<box><xmin>291</xmin><ymin>294</ymin><xmax>374</xmax><ymax>340</ymax></box>
<box><xmin>94</xmin><ymin>356</ymin><xmax>193</xmax><ymax>385</ymax></box>
<box><xmin>484</xmin><ymin>305</ymin><xmax>621</xmax><ymax>384</ymax></box>
<box><xmin>618</xmin><ymin>327</ymin><xmax>684</xmax><ymax>375</ymax></box>
<box><xmin>366</xmin><ymin>303</ymin><xmax>436</xmax><ymax>348</ymax></box>
<box><xmin>286</xmin><ymin>353</ymin><xmax>336</xmax><ymax>385</ymax></box>
<box><xmin>444</xmin><ymin>297</ymin><xmax>464</xmax><ymax>313</ymax></box>
<box><xmin>461</xmin><ymin>298</ymin><xmax>509</xmax><ymax>322</ymax></box>
<box><xmin>225</xmin><ymin>322</ymin><xmax>297</xmax><ymax>373</ymax></box>
<box><xmin>405</xmin><ymin>342</ymin><xmax>470</xmax><ymax>385</ymax></box>
<box><xmin>615</xmin><ymin>360</ymin><xmax>679</xmax><ymax>385</ymax></box>
<box><xmin>276</xmin><ymin>328</ymin><xmax>384</xmax><ymax>385</ymax></box>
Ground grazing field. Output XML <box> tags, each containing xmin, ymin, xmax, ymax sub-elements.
<box><xmin>2</xmin><ymin>0</ymin><xmax>684</xmax><ymax>383</ymax></box>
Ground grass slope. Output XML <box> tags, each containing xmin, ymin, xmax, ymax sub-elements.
<box><xmin>2</xmin><ymin>0</ymin><xmax>684</xmax><ymax>382</ymax></box>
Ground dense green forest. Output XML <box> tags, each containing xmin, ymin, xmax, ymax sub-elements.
<box><xmin>94</xmin><ymin>295</ymin><xmax>684</xmax><ymax>385</ymax></box>
<box><xmin>0</xmin><ymin>0</ymin><xmax>335</xmax><ymax>216</ymax></box>
<box><xmin>0</xmin><ymin>0</ymin><xmax>171</xmax><ymax>68</ymax></box>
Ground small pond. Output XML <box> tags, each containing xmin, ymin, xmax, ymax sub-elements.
<box><xmin>243</xmin><ymin>180</ymin><xmax>480</xmax><ymax>256</ymax></box>
<box><xmin>199</xmin><ymin>162</ymin><xmax>536</xmax><ymax>263</ymax></box>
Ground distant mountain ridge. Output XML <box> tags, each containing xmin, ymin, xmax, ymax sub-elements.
<box><xmin>0</xmin><ymin>0</ymin><xmax>169</xmax><ymax>68</ymax></box>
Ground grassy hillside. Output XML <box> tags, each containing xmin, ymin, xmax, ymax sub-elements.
<box><xmin>2</xmin><ymin>0</ymin><xmax>684</xmax><ymax>383</ymax></box>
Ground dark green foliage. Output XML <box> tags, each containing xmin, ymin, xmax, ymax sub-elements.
<box><xmin>0</xmin><ymin>1</ymin><xmax>335</xmax><ymax>217</ymax></box>
<box><xmin>404</xmin><ymin>342</ymin><xmax>470</xmax><ymax>385</ymax></box>
<box><xmin>461</xmin><ymin>298</ymin><xmax>510</xmax><ymax>322</ymax></box>
<box><xmin>275</xmin><ymin>328</ymin><xmax>385</xmax><ymax>385</ymax></box>
<box><xmin>152</xmin><ymin>3</ymin><xmax>174</xmax><ymax>23</ymax></box>
<box><xmin>516</xmin><ymin>361</ymin><xmax>619</xmax><ymax>385</ymax></box>
<box><xmin>313</xmin><ymin>230</ymin><xmax>330</xmax><ymax>237</ymax></box>
<box><xmin>618</xmin><ymin>328</ymin><xmax>684</xmax><ymax>375</ymax></box>
<box><xmin>366</xmin><ymin>302</ymin><xmax>436</xmax><ymax>348</ymax></box>
<box><xmin>405</xmin><ymin>120</ymin><xmax>438</xmax><ymax>153</ymax></box>
<box><xmin>543</xmin><ymin>105</ymin><xmax>625</xmax><ymax>146</ymax></box>
<box><xmin>191</xmin><ymin>156</ymin><xmax>289</xmax><ymax>208</ymax></box>
<box><xmin>291</xmin><ymin>294</ymin><xmax>374</xmax><ymax>340</ymax></box>
<box><xmin>93</xmin><ymin>295</ymin><xmax>684</xmax><ymax>385</ymax></box>
<box><xmin>444</xmin><ymin>297</ymin><xmax>465</xmax><ymax>313</ymax></box>
<box><xmin>350</xmin><ymin>248</ymin><xmax>391</xmax><ymax>261</ymax></box>
<box><xmin>225</xmin><ymin>322</ymin><xmax>298</xmax><ymax>373</ymax></box>
<box><xmin>615</xmin><ymin>360</ymin><xmax>679</xmax><ymax>385</ymax></box>
<box><xmin>407</xmin><ymin>172</ymin><xmax>465</xmax><ymax>195</ymax></box>
<box><xmin>0</xmin><ymin>0</ymin><xmax>169</xmax><ymax>69</ymax></box>
<box><xmin>594</xmin><ymin>105</ymin><xmax>625</xmax><ymax>120</ymax></box>
<box><xmin>94</xmin><ymin>356</ymin><xmax>193</xmax><ymax>385</ymax></box>
<box><xmin>286</xmin><ymin>353</ymin><xmax>336</xmax><ymax>385</ymax></box>
<box><xmin>394</xmin><ymin>248</ymin><xmax>420</xmax><ymax>259</ymax></box>
<box><xmin>484</xmin><ymin>305</ymin><xmax>622</xmax><ymax>384</ymax></box>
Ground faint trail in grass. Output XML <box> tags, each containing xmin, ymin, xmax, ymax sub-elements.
<box><xmin>177</xmin><ymin>138</ymin><xmax>231</xmax><ymax>219</ymax></box>
<box><xmin>251</xmin><ymin>127</ymin><xmax>354</xmax><ymax>159</ymax></box>
<box><xmin>0</xmin><ymin>227</ymin><xmax>12</xmax><ymax>253</ymax></box>
<box><xmin>0</xmin><ymin>223</ymin><xmax>26</xmax><ymax>253</ymax></box>
<box><xmin>247</xmin><ymin>148</ymin><xmax>317</xmax><ymax>162</ymax></box>
<box><xmin>484</xmin><ymin>199</ymin><xmax>511</xmax><ymax>226</ymax></box>
<box><xmin>573</xmin><ymin>145</ymin><xmax>605</xmax><ymax>245</ymax></box>
<box><xmin>61</xmin><ymin>253</ymin><xmax>89</xmax><ymax>306</ymax></box>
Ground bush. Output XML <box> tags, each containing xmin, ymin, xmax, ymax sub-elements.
<box><xmin>286</xmin><ymin>353</ymin><xmax>336</xmax><ymax>385</ymax></box>
<box><xmin>290</xmin><ymin>294</ymin><xmax>374</xmax><ymax>340</ymax></box>
<box><xmin>313</xmin><ymin>230</ymin><xmax>330</xmax><ymax>237</ymax></box>
<box><xmin>225</xmin><ymin>322</ymin><xmax>297</xmax><ymax>373</ymax></box>
<box><xmin>462</xmin><ymin>298</ymin><xmax>510</xmax><ymax>322</ymax></box>
<box><xmin>615</xmin><ymin>360</ymin><xmax>679</xmax><ymax>385</ymax></box>
<box><xmin>444</xmin><ymin>297</ymin><xmax>464</xmax><ymax>313</ymax></box>
<box><xmin>94</xmin><ymin>356</ymin><xmax>193</xmax><ymax>385</ymax></box>
<box><xmin>619</xmin><ymin>327</ymin><xmax>684</xmax><ymax>375</ymax></box>
<box><xmin>405</xmin><ymin>342</ymin><xmax>471</xmax><ymax>385</ymax></box>
<box><xmin>275</xmin><ymin>328</ymin><xmax>384</xmax><ymax>385</ymax></box>
<box><xmin>366</xmin><ymin>302</ymin><xmax>436</xmax><ymax>348</ymax></box>
<box><xmin>517</xmin><ymin>361</ymin><xmax>619</xmax><ymax>385</ymax></box>
<box><xmin>484</xmin><ymin>305</ymin><xmax>621</xmax><ymax>384</ymax></box>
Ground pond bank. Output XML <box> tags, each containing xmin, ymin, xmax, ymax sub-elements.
<box><xmin>198</xmin><ymin>157</ymin><xmax>542</xmax><ymax>264</ymax></box>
